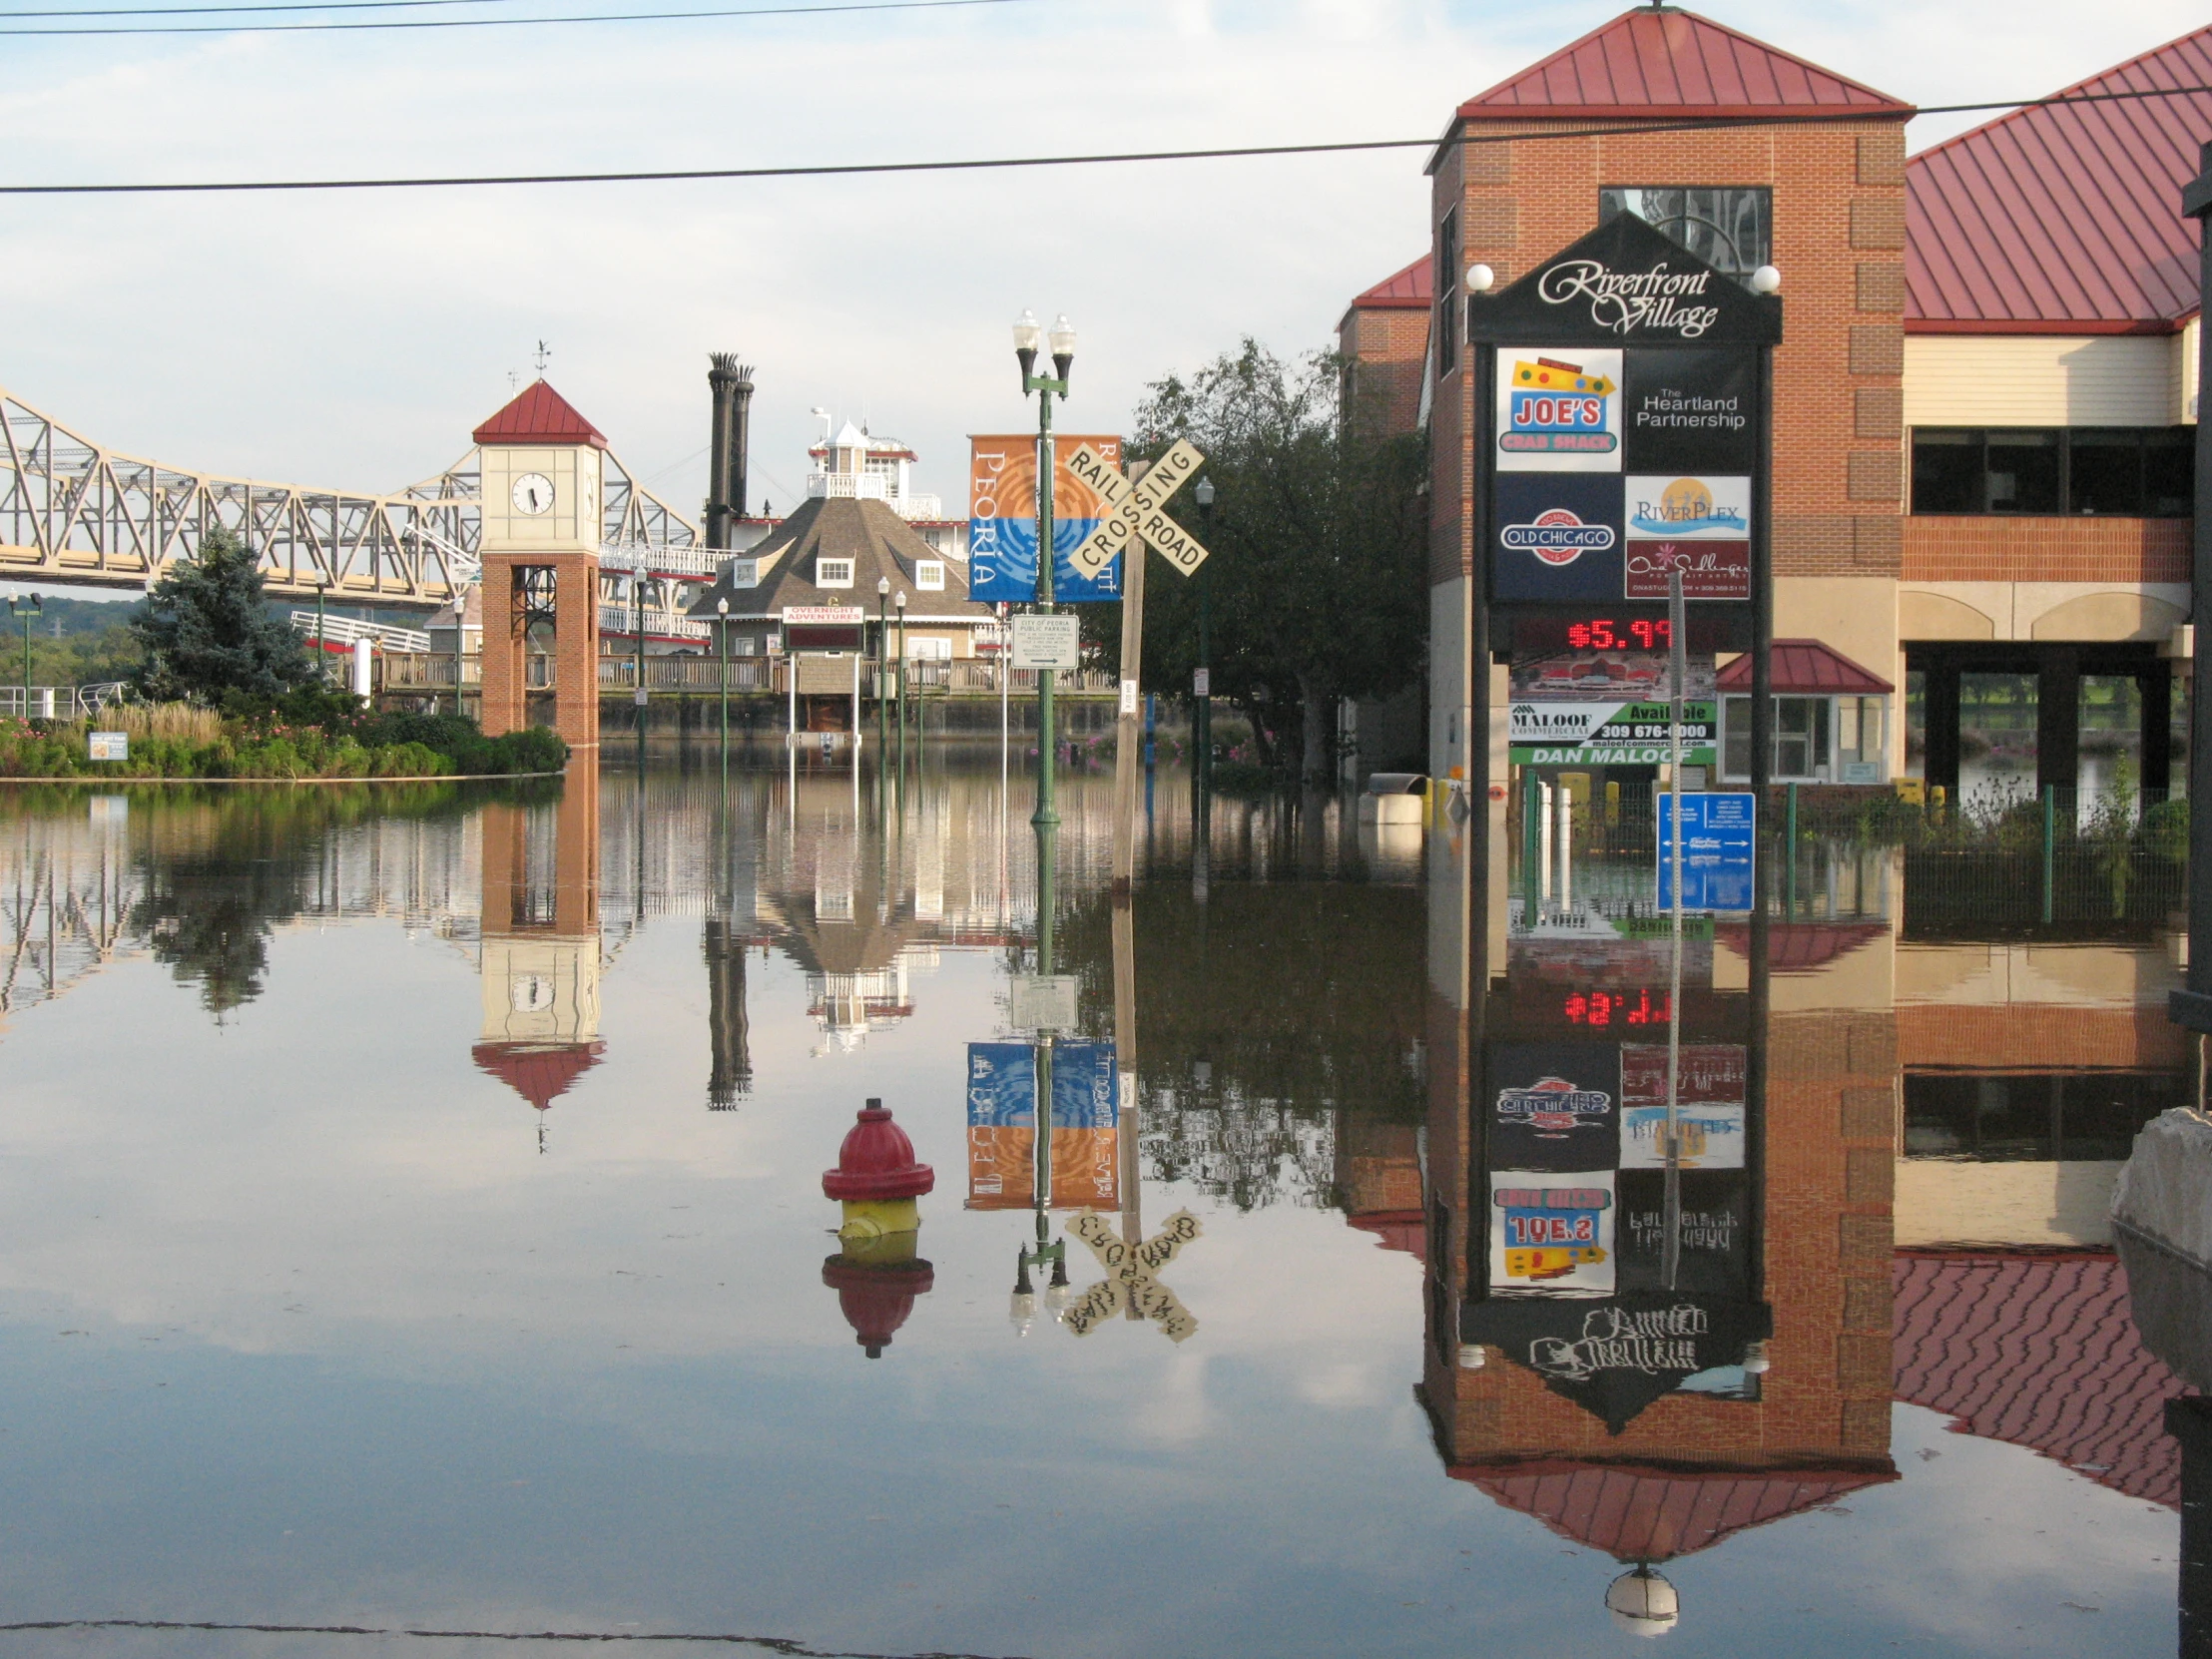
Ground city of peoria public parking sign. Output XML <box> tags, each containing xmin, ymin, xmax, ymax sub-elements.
<box><xmin>1473</xmin><ymin>214</ymin><xmax>1779</xmax><ymax>765</ymax></box>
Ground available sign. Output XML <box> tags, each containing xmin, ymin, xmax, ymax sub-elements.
<box><xmin>1507</xmin><ymin>650</ymin><xmax>1716</xmax><ymax>766</ymax></box>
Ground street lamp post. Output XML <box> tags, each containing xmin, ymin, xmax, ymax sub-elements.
<box><xmin>632</xmin><ymin>568</ymin><xmax>650</xmax><ymax>723</ymax></box>
<box><xmin>8</xmin><ymin>592</ymin><xmax>41</xmax><ymax>705</ymax></box>
<box><xmin>313</xmin><ymin>576</ymin><xmax>329</xmax><ymax>687</ymax></box>
<box><xmin>895</xmin><ymin>589</ymin><xmax>908</xmax><ymax>781</ymax></box>
<box><xmin>876</xmin><ymin>576</ymin><xmax>890</xmax><ymax>758</ymax></box>
<box><xmin>716</xmin><ymin>597</ymin><xmax>731</xmax><ymax>749</ymax></box>
<box><xmin>1014</xmin><ymin>309</ymin><xmax>1076</xmax><ymax>830</ymax></box>
<box><xmin>1194</xmin><ymin>477</ymin><xmax>1216</xmax><ymax>815</ymax></box>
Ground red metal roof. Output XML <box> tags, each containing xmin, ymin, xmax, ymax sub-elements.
<box><xmin>1457</xmin><ymin>1462</ymin><xmax>1895</xmax><ymax>1561</ymax></box>
<box><xmin>1893</xmin><ymin>1252</ymin><xmax>2187</xmax><ymax>1506</ymax></box>
<box><xmin>1457</xmin><ymin>6</ymin><xmax>1910</xmax><ymax>122</ymax></box>
<box><xmin>1351</xmin><ymin>254</ymin><xmax>1433</xmax><ymax>310</ymax></box>
<box><xmin>1715</xmin><ymin>639</ymin><xmax>1893</xmax><ymax>695</ymax></box>
<box><xmin>1907</xmin><ymin>27</ymin><xmax>2212</xmax><ymax>331</ymax></box>
<box><xmin>470</xmin><ymin>1040</ymin><xmax>605</xmax><ymax>1111</ymax></box>
<box><xmin>472</xmin><ymin>379</ymin><xmax>609</xmax><ymax>449</ymax></box>
<box><xmin>1715</xmin><ymin>920</ymin><xmax>1891</xmax><ymax>972</ymax></box>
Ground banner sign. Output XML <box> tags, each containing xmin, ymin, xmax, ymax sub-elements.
<box><xmin>1618</xmin><ymin>1043</ymin><xmax>1747</xmax><ymax>1170</ymax></box>
<box><xmin>1487</xmin><ymin>1042</ymin><xmax>1621</xmax><ymax>1173</ymax></box>
<box><xmin>1508</xmin><ymin>650</ymin><xmax>1716</xmax><ymax>767</ymax></box>
<box><xmin>964</xmin><ymin>1041</ymin><xmax>1119</xmax><ymax>1211</ymax></box>
<box><xmin>967</xmin><ymin>434</ymin><xmax>1125</xmax><ymax>604</ymax></box>
<box><xmin>1489</xmin><ymin>1171</ymin><xmax>1615</xmax><ymax>1298</ymax></box>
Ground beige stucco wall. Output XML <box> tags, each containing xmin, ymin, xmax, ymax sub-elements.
<box><xmin>1904</xmin><ymin>333</ymin><xmax>2186</xmax><ymax>427</ymax></box>
<box><xmin>1896</xmin><ymin>941</ymin><xmax>2182</xmax><ymax>1009</ymax></box>
<box><xmin>1895</xmin><ymin>1158</ymin><xmax>2119</xmax><ymax>1248</ymax></box>
<box><xmin>1899</xmin><ymin>580</ymin><xmax>2188</xmax><ymax>643</ymax></box>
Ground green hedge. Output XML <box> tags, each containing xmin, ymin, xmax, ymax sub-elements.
<box><xmin>0</xmin><ymin>714</ymin><xmax>567</xmax><ymax>781</ymax></box>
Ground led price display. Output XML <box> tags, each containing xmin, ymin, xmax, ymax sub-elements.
<box><xmin>1565</xmin><ymin>616</ymin><xmax>1671</xmax><ymax>651</ymax></box>
<box><xmin>1562</xmin><ymin>989</ymin><xmax>1672</xmax><ymax>1028</ymax></box>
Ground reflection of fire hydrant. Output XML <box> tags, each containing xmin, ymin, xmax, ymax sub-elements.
<box><xmin>821</xmin><ymin>1098</ymin><xmax>935</xmax><ymax>1359</ymax></box>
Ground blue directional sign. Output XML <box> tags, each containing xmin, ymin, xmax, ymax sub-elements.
<box><xmin>1656</xmin><ymin>792</ymin><xmax>1756</xmax><ymax>912</ymax></box>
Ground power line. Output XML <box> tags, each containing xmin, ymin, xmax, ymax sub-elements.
<box><xmin>0</xmin><ymin>0</ymin><xmax>1031</xmax><ymax>30</ymax></box>
<box><xmin>0</xmin><ymin>0</ymin><xmax>538</xmax><ymax>17</ymax></box>
<box><xmin>3</xmin><ymin>83</ymin><xmax>2206</xmax><ymax>194</ymax></box>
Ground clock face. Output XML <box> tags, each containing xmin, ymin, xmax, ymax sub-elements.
<box><xmin>511</xmin><ymin>472</ymin><xmax>555</xmax><ymax>516</ymax></box>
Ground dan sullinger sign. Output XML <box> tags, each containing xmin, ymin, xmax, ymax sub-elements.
<box><xmin>1508</xmin><ymin>651</ymin><xmax>1716</xmax><ymax>768</ymax></box>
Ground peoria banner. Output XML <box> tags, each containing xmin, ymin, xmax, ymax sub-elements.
<box><xmin>968</xmin><ymin>435</ymin><xmax>1125</xmax><ymax>604</ymax></box>
<box><xmin>964</xmin><ymin>1041</ymin><xmax>1119</xmax><ymax>1211</ymax></box>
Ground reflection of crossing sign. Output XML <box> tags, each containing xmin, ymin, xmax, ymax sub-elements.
<box><xmin>1657</xmin><ymin>792</ymin><xmax>1756</xmax><ymax>912</ymax></box>
<box><xmin>1061</xmin><ymin>1209</ymin><xmax>1201</xmax><ymax>1343</ymax></box>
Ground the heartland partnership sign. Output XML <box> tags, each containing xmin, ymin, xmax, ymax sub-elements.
<box><xmin>1470</xmin><ymin>212</ymin><xmax>1778</xmax><ymax>771</ymax></box>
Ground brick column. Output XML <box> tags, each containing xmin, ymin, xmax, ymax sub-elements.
<box><xmin>552</xmin><ymin>552</ymin><xmax>600</xmax><ymax>754</ymax></box>
<box><xmin>478</xmin><ymin>559</ymin><xmax>525</xmax><ymax>738</ymax></box>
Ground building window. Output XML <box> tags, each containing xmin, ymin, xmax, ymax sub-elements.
<box><xmin>733</xmin><ymin>635</ymin><xmax>758</xmax><ymax>657</ymax></box>
<box><xmin>1599</xmin><ymin>188</ymin><xmax>1772</xmax><ymax>276</ymax></box>
<box><xmin>915</xmin><ymin>561</ymin><xmax>945</xmax><ymax>591</ymax></box>
<box><xmin>816</xmin><ymin>557</ymin><xmax>854</xmax><ymax>587</ymax></box>
<box><xmin>1435</xmin><ymin>207</ymin><xmax>1458</xmax><ymax>375</ymax></box>
<box><xmin>728</xmin><ymin>557</ymin><xmax>759</xmax><ymax>589</ymax></box>
<box><xmin>1911</xmin><ymin>427</ymin><xmax>2194</xmax><ymax>516</ymax></box>
<box><xmin>1723</xmin><ymin>695</ymin><xmax>1870</xmax><ymax>783</ymax></box>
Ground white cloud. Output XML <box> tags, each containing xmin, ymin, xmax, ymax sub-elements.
<box><xmin>0</xmin><ymin>0</ymin><xmax>2198</xmax><ymax>537</ymax></box>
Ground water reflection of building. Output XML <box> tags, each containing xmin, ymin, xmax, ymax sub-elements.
<box><xmin>1419</xmin><ymin>815</ymin><xmax>1900</xmax><ymax>1627</ymax></box>
<box><xmin>472</xmin><ymin>782</ymin><xmax>604</xmax><ymax>1147</ymax></box>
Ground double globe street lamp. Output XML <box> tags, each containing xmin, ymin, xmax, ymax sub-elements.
<box><xmin>1012</xmin><ymin>308</ymin><xmax>1076</xmax><ymax>830</ymax></box>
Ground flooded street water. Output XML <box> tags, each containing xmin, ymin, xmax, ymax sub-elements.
<box><xmin>0</xmin><ymin>751</ymin><xmax>2191</xmax><ymax>1657</ymax></box>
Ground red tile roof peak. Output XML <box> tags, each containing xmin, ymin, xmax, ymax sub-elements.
<box><xmin>1906</xmin><ymin>25</ymin><xmax>2212</xmax><ymax>328</ymax></box>
<box><xmin>1455</xmin><ymin>7</ymin><xmax>1912</xmax><ymax>123</ymax></box>
<box><xmin>1715</xmin><ymin>639</ymin><xmax>1894</xmax><ymax>695</ymax></box>
<box><xmin>1352</xmin><ymin>254</ymin><xmax>1434</xmax><ymax>310</ymax></box>
<box><xmin>472</xmin><ymin>378</ymin><xmax>610</xmax><ymax>449</ymax></box>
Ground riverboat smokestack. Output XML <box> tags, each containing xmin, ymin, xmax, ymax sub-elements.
<box><xmin>706</xmin><ymin>353</ymin><xmax>755</xmax><ymax>550</ymax></box>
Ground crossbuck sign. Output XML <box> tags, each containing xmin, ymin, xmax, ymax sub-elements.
<box><xmin>1060</xmin><ymin>1208</ymin><xmax>1202</xmax><ymax>1343</ymax></box>
<box><xmin>1065</xmin><ymin>439</ymin><xmax>1210</xmax><ymax>580</ymax></box>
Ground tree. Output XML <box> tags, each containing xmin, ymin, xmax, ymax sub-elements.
<box><xmin>1103</xmin><ymin>339</ymin><xmax>1428</xmax><ymax>787</ymax></box>
<box><xmin>129</xmin><ymin>527</ymin><xmax>313</xmax><ymax>704</ymax></box>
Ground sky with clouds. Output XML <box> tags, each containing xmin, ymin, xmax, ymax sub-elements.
<box><xmin>0</xmin><ymin>0</ymin><xmax>2204</xmax><ymax>543</ymax></box>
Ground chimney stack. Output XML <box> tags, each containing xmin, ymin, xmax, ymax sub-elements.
<box><xmin>730</xmin><ymin>360</ymin><xmax>756</xmax><ymax>524</ymax></box>
<box><xmin>707</xmin><ymin>354</ymin><xmax>739</xmax><ymax>549</ymax></box>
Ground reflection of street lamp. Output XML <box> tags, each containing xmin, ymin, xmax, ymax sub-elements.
<box><xmin>8</xmin><ymin>592</ymin><xmax>41</xmax><ymax>696</ymax></box>
<box><xmin>1605</xmin><ymin>1566</ymin><xmax>1679</xmax><ymax>1638</ymax></box>
<box><xmin>1014</xmin><ymin>308</ymin><xmax>1076</xmax><ymax>830</ymax></box>
<box><xmin>1010</xmin><ymin>1218</ymin><xmax>1072</xmax><ymax>1334</ymax></box>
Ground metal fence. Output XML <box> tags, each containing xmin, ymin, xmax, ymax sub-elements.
<box><xmin>373</xmin><ymin>653</ymin><xmax>1119</xmax><ymax>698</ymax></box>
<box><xmin>0</xmin><ymin>683</ymin><xmax>130</xmax><ymax>720</ymax></box>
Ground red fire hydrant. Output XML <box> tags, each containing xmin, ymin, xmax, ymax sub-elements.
<box><xmin>821</xmin><ymin>1098</ymin><xmax>935</xmax><ymax>1359</ymax></box>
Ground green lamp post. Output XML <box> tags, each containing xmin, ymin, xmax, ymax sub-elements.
<box><xmin>1013</xmin><ymin>309</ymin><xmax>1076</xmax><ymax>830</ymax></box>
<box><xmin>876</xmin><ymin>575</ymin><xmax>890</xmax><ymax>757</ymax></box>
<box><xmin>8</xmin><ymin>591</ymin><xmax>41</xmax><ymax>702</ymax></box>
<box><xmin>716</xmin><ymin>596</ymin><xmax>731</xmax><ymax>749</ymax></box>
<box><xmin>895</xmin><ymin>588</ymin><xmax>908</xmax><ymax>783</ymax></box>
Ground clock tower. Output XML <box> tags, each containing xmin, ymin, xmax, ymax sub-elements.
<box><xmin>470</xmin><ymin>379</ymin><xmax>605</xmax><ymax>751</ymax></box>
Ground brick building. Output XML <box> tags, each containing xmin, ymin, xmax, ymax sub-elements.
<box><xmin>1338</xmin><ymin>7</ymin><xmax>2208</xmax><ymax>793</ymax></box>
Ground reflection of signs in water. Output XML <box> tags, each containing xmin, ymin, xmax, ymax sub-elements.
<box><xmin>1495</xmin><ymin>1184</ymin><xmax>1611</xmax><ymax>1282</ymax></box>
<box><xmin>1529</xmin><ymin>1304</ymin><xmax>1708</xmax><ymax>1381</ymax></box>
<box><xmin>1061</xmin><ymin>1209</ymin><xmax>1201</xmax><ymax>1344</ymax></box>
<box><xmin>510</xmin><ymin>973</ymin><xmax>556</xmax><ymax>1014</ymax></box>
<box><xmin>1498</xmin><ymin>1076</ymin><xmax>1611</xmax><ymax>1134</ymax></box>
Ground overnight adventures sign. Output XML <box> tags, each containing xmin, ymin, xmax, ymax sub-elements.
<box><xmin>1471</xmin><ymin>214</ymin><xmax>1778</xmax><ymax>614</ymax></box>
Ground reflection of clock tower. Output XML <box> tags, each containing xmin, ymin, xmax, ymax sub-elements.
<box><xmin>472</xmin><ymin>380</ymin><xmax>604</xmax><ymax>751</ymax></box>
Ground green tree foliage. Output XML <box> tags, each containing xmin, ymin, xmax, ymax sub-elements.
<box><xmin>0</xmin><ymin>594</ymin><xmax>142</xmax><ymax>686</ymax></box>
<box><xmin>129</xmin><ymin>528</ymin><xmax>314</xmax><ymax>704</ymax></box>
<box><xmin>1104</xmin><ymin>339</ymin><xmax>1428</xmax><ymax>785</ymax></box>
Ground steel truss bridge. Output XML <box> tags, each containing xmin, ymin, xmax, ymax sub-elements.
<box><xmin>0</xmin><ymin>383</ymin><xmax>701</xmax><ymax>611</ymax></box>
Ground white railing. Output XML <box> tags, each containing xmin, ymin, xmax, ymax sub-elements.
<box><xmin>804</xmin><ymin>472</ymin><xmax>943</xmax><ymax>521</ymax></box>
<box><xmin>288</xmin><ymin>613</ymin><xmax>431</xmax><ymax>653</ymax></box>
<box><xmin>1</xmin><ymin>684</ymin><xmax>129</xmax><ymax>720</ymax></box>
<box><xmin>598</xmin><ymin>603</ymin><xmax>713</xmax><ymax>641</ymax></box>
<box><xmin>601</xmin><ymin>542</ymin><xmax>724</xmax><ymax>578</ymax></box>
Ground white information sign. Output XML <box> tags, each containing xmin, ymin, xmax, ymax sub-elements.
<box><xmin>88</xmin><ymin>732</ymin><xmax>128</xmax><ymax>762</ymax></box>
<box><xmin>1008</xmin><ymin>973</ymin><xmax>1080</xmax><ymax>1031</ymax></box>
<box><xmin>1193</xmin><ymin>667</ymin><xmax>1210</xmax><ymax>697</ymax></box>
<box><xmin>1010</xmin><ymin>613</ymin><xmax>1081</xmax><ymax>670</ymax></box>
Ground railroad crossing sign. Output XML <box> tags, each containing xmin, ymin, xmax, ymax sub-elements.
<box><xmin>1060</xmin><ymin>1208</ymin><xmax>1202</xmax><ymax>1342</ymax></box>
<box><xmin>1066</xmin><ymin>439</ymin><xmax>1210</xmax><ymax>579</ymax></box>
